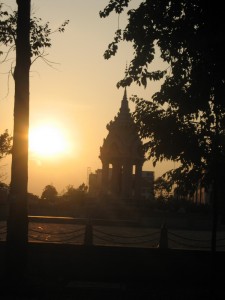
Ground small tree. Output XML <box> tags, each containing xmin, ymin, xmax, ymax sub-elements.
<box><xmin>63</xmin><ymin>183</ymin><xmax>88</xmax><ymax>201</ymax></box>
<box><xmin>0</xmin><ymin>130</ymin><xmax>12</xmax><ymax>159</ymax></box>
<box><xmin>78</xmin><ymin>183</ymin><xmax>88</xmax><ymax>193</ymax></box>
<box><xmin>0</xmin><ymin>130</ymin><xmax>12</xmax><ymax>180</ymax></box>
<box><xmin>41</xmin><ymin>184</ymin><xmax>58</xmax><ymax>203</ymax></box>
<box><xmin>64</xmin><ymin>184</ymin><xmax>77</xmax><ymax>198</ymax></box>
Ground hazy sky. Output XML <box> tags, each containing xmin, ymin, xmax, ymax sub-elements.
<box><xmin>0</xmin><ymin>1</ymin><xmax>174</xmax><ymax>196</ymax></box>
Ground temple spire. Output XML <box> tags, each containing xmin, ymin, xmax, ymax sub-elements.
<box><xmin>120</xmin><ymin>87</ymin><xmax>129</xmax><ymax>114</ymax></box>
<box><xmin>123</xmin><ymin>86</ymin><xmax>127</xmax><ymax>100</ymax></box>
<box><xmin>99</xmin><ymin>87</ymin><xmax>144</xmax><ymax>202</ymax></box>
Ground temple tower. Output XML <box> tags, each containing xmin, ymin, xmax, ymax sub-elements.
<box><xmin>99</xmin><ymin>88</ymin><xmax>145</xmax><ymax>201</ymax></box>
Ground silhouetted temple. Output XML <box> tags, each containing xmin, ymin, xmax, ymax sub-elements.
<box><xmin>99</xmin><ymin>88</ymin><xmax>145</xmax><ymax>201</ymax></box>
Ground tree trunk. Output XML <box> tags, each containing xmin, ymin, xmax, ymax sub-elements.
<box><xmin>6</xmin><ymin>0</ymin><xmax>31</xmax><ymax>280</ymax></box>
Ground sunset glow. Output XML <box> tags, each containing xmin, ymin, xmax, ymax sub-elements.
<box><xmin>1</xmin><ymin>0</ymin><xmax>163</xmax><ymax>196</ymax></box>
<box><xmin>29</xmin><ymin>124</ymin><xmax>70</xmax><ymax>158</ymax></box>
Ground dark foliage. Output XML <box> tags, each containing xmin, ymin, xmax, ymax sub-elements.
<box><xmin>100</xmin><ymin>1</ymin><xmax>225</xmax><ymax>195</ymax></box>
<box><xmin>0</xmin><ymin>130</ymin><xmax>12</xmax><ymax>159</ymax></box>
<box><xmin>41</xmin><ymin>184</ymin><xmax>58</xmax><ymax>203</ymax></box>
<box><xmin>0</xmin><ymin>3</ymin><xmax>69</xmax><ymax>63</ymax></box>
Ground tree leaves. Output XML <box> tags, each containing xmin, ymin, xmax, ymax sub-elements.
<box><xmin>0</xmin><ymin>130</ymin><xmax>12</xmax><ymax>159</ymax></box>
<box><xmin>41</xmin><ymin>184</ymin><xmax>58</xmax><ymax>202</ymax></box>
<box><xmin>99</xmin><ymin>0</ymin><xmax>131</xmax><ymax>18</ymax></box>
<box><xmin>101</xmin><ymin>0</ymin><xmax>225</xmax><ymax>192</ymax></box>
<box><xmin>104</xmin><ymin>29</ymin><xmax>122</xmax><ymax>59</ymax></box>
<box><xmin>0</xmin><ymin>5</ymin><xmax>69</xmax><ymax>60</ymax></box>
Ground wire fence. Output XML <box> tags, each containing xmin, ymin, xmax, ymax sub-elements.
<box><xmin>93</xmin><ymin>227</ymin><xmax>160</xmax><ymax>247</ymax></box>
<box><xmin>28</xmin><ymin>224</ymin><xmax>85</xmax><ymax>244</ymax></box>
<box><xmin>29</xmin><ymin>231</ymin><xmax>84</xmax><ymax>244</ymax></box>
<box><xmin>167</xmin><ymin>230</ymin><xmax>225</xmax><ymax>250</ymax></box>
<box><xmin>0</xmin><ymin>220</ymin><xmax>225</xmax><ymax>250</ymax></box>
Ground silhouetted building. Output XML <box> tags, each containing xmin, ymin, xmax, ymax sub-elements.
<box><xmin>99</xmin><ymin>88</ymin><xmax>145</xmax><ymax>201</ymax></box>
<box><xmin>89</xmin><ymin>89</ymin><xmax>154</xmax><ymax>203</ymax></box>
<box><xmin>88</xmin><ymin>169</ymin><xmax>103</xmax><ymax>197</ymax></box>
<box><xmin>88</xmin><ymin>169</ymin><xmax>154</xmax><ymax>201</ymax></box>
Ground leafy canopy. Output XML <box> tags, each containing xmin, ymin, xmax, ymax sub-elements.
<box><xmin>0</xmin><ymin>130</ymin><xmax>12</xmax><ymax>160</ymax></box>
<box><xmin>100</xmin><ymin>0</ymin><xmax>225</xmax><ymax>193</ymax></box>
<box><xmin>41</xmin><ymin>184</ymin><xmax>58</xmax><ymax>202</ymax></box>
<box><xmin>0</xmin><ymin>3</ymin><xmax>69</xmax><ymax>65</ymax></box>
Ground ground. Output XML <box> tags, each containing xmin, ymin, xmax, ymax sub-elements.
<box><xmin>0</xmin><ymin>211</ymin><xmax>225</xmax><ymax>299</ymax></box>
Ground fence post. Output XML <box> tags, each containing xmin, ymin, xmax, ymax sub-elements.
<box><xmin>84</xmin><ymin>218</ymin><xmax>93</xmax><ymax>246</ymax></box>
<box><xmin>159</xmin><ymin>223</ymin><xmax>168</xmax><ymax>249</ymax></box>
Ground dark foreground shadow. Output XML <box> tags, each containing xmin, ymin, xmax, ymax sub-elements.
<box><xmin>1</xmin><ymin>242</ymin><xmax>225</xmax><ymax>299</ymax></box>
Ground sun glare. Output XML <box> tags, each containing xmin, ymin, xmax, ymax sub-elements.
<box><xmin>29</xmin><ymin>124</ymin><xmax>70</xmax><ymax>158</ymax></box>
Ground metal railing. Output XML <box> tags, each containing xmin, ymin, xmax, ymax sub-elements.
<box><xmin>0</xmin><ymin>217</ymin><xmax>225</xmax><ymax>250</ymax></box>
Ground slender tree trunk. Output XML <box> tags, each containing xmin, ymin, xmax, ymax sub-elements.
<box><xmin>211</xmin><ymin>179</ymin><xmax>218</xmax><ymax>253</ymax></box>
<box><xmin>210</xmin><ymin>92</ymin><xmax>220</xmax><ymax>296</ymax></box>
<box><xmin>6</xmin><ymin>0</ymin><xmax>31</xmax><ymax>280</ymax></box>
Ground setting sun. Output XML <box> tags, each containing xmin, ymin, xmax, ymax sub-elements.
<box><xmin>29</xmin><ymin>124</ymin><xmax>70</xmax><ymax>157</ymax></box>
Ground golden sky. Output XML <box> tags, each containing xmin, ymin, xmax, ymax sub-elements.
<box><xmin>0</xmin><ymin>0</ymin><xmax>174</xmax><ymax>196</ymax></box>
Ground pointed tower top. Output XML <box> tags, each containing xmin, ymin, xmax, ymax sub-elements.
<box><xmin>123</xmin><ymin>86</ymin><xmax>127</xmax><ymax>100</ymax></box>
<box><xmin>106</xmin><ymin>88</ymin><xmax>134</xmax><ymax>131</ymax></box>
<box><xmin>120</xmin><ymin>87</ymin><xmax>129</xmax><ymax>114</ymax></box>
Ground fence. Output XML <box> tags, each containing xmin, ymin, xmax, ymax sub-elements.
<box><xmin>0</xmin><ymin>218</ymin><xmax>225</xmax><ymax>250</ymax></box>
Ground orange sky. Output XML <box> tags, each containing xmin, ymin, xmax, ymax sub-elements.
<box><xmin>0</xmin><ymin>1</ymin><xmax>174</xmax><ymax>196</ymax></box>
